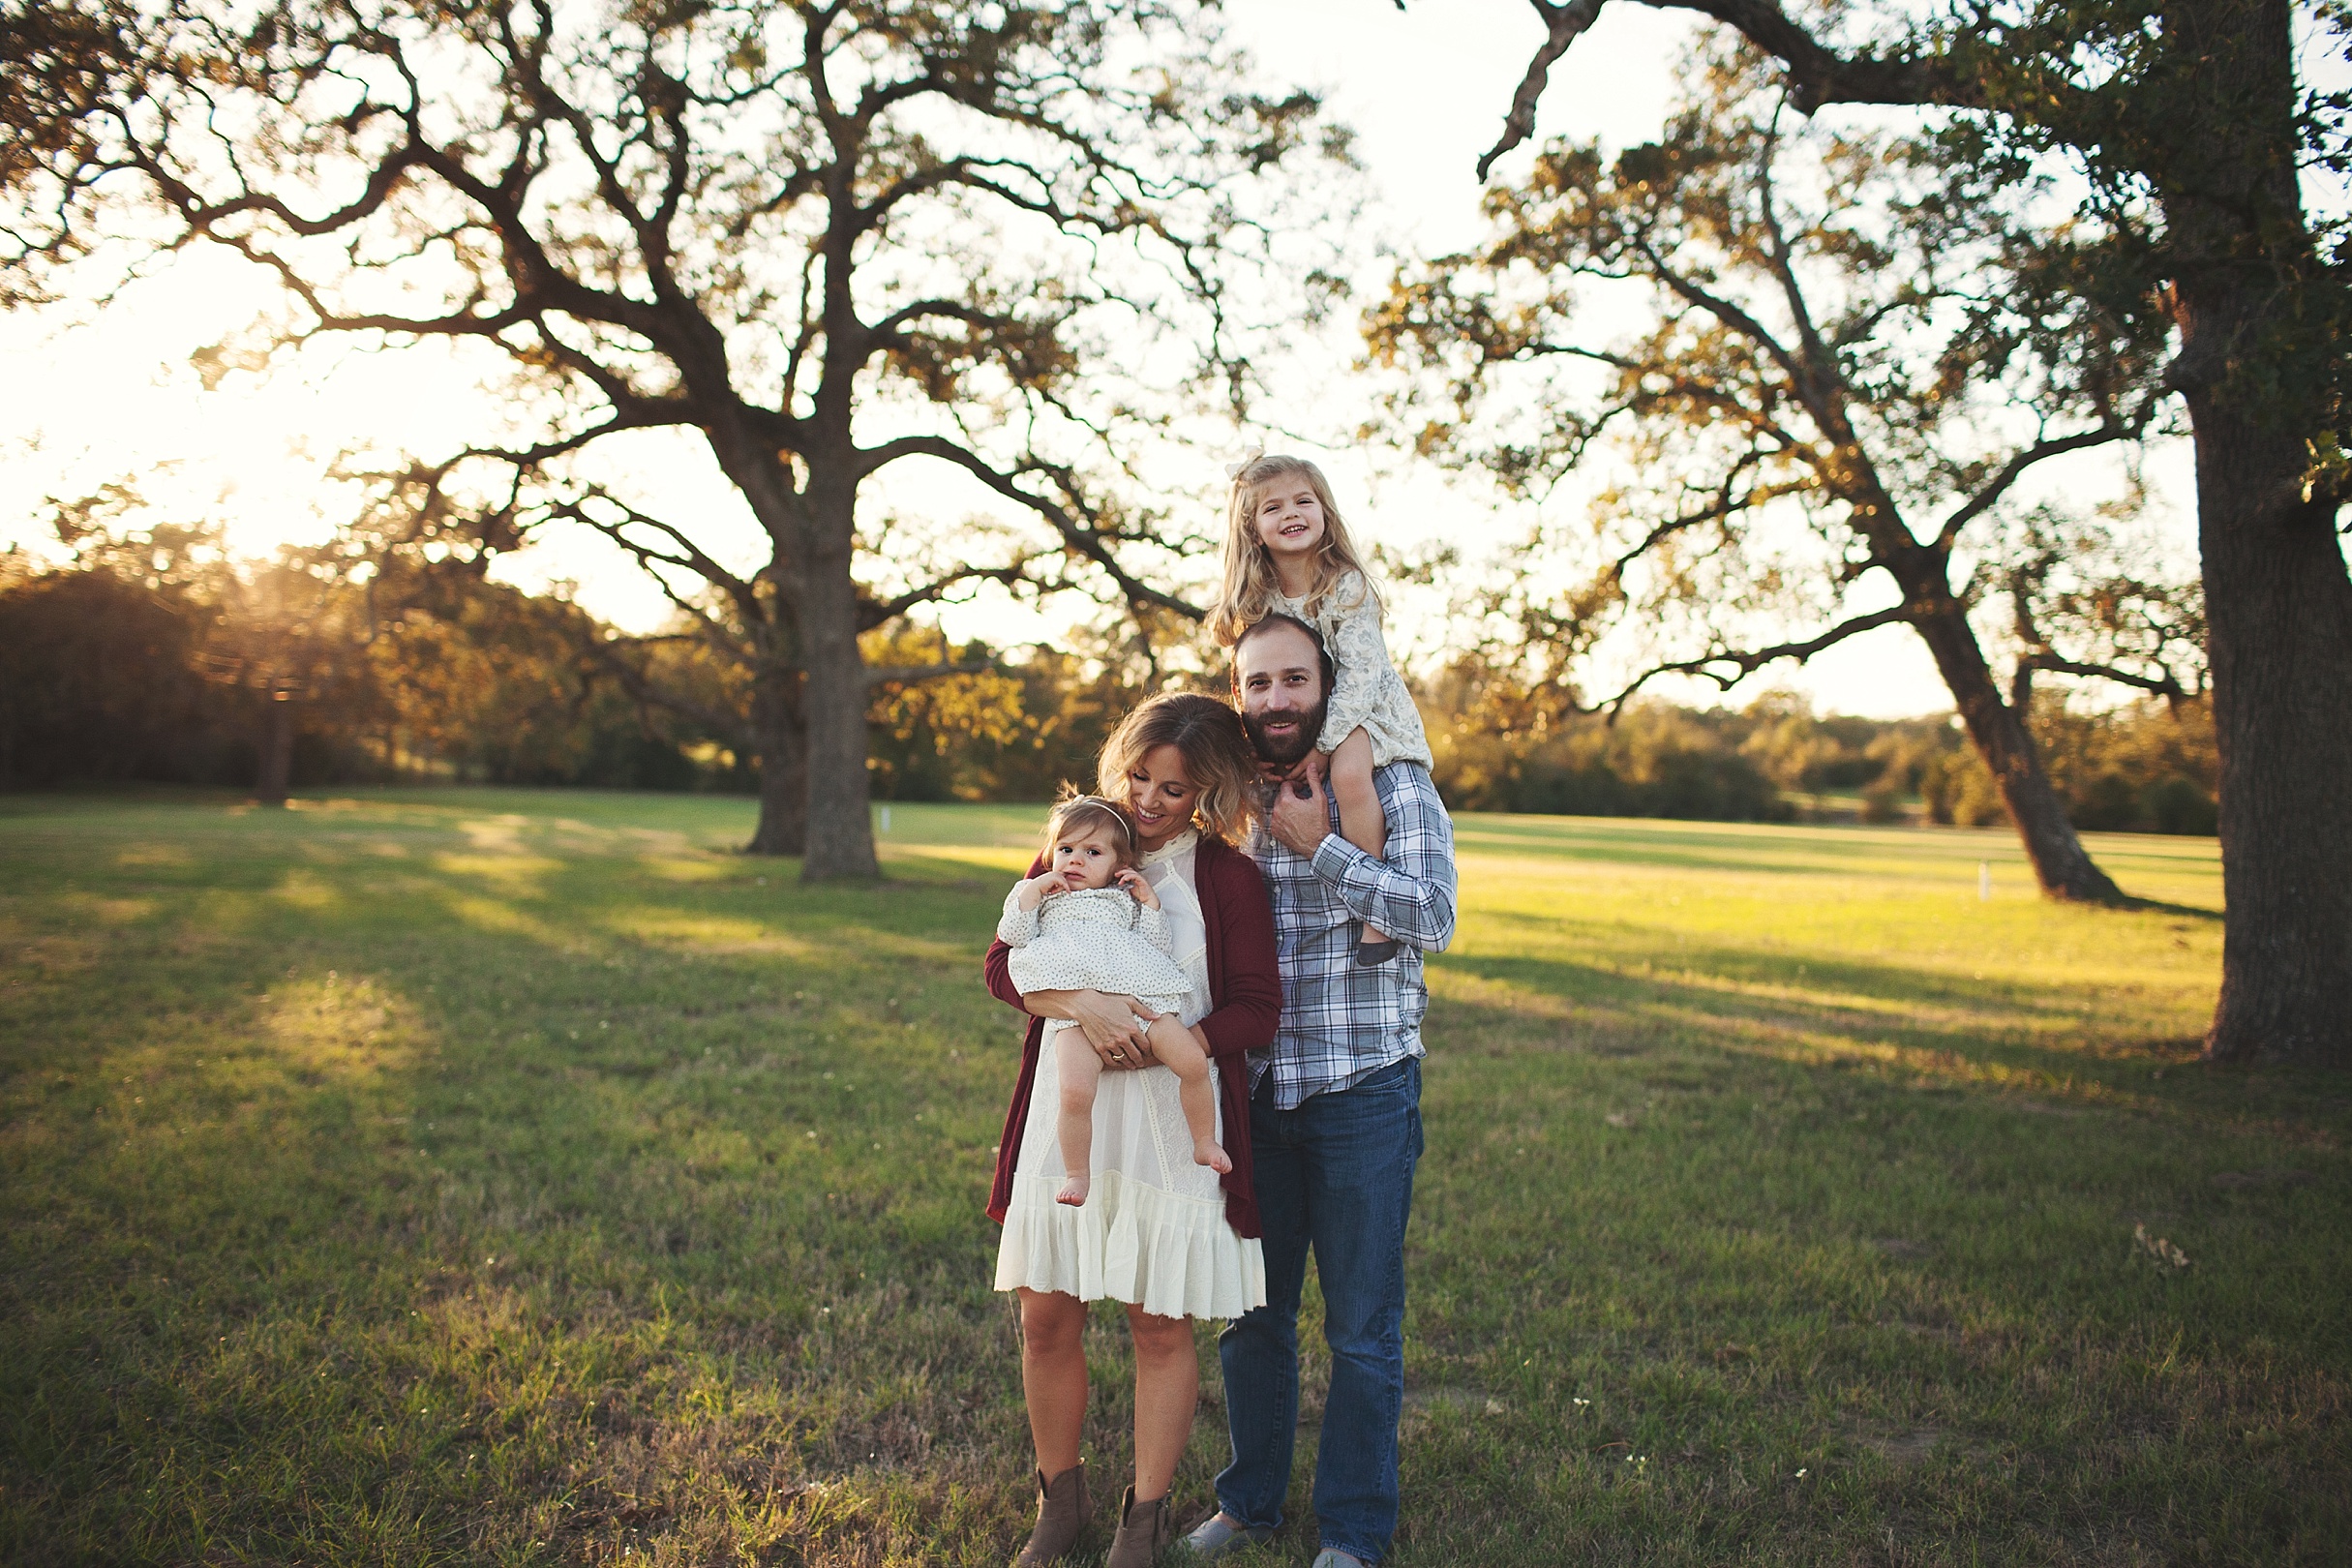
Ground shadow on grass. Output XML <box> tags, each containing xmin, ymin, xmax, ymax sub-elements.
<box><xmin>1433</xmin><ymin>927</ymin><xmax>2348</xmax><ymax>1191</ymax></box>
<box><xmin>0</xmin><ymin>796</ymin><xmax>1076</xmax><ymax>1565</ymax></box>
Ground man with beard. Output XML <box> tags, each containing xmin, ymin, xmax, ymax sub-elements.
<box><xmin>1185</xmin><ymin>613</ymin><xmax>1458</xmax><ymax>1568</ymax></box>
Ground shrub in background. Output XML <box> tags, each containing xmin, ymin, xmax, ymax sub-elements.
<box><xmin>1918</xmin><ymin>701</ymin><xmax>2217</xmax><ymax>835</ymax></box>
<box><xmin>0</xmin><ymin>543</ymin><xmax>720</xmax><ymax>793</ymax></box>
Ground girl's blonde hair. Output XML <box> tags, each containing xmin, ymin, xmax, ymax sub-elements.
<box><xmin>1095</xmin><ymin>693</ymin><xmax>1261</xmax><ymax>844</ymax></box>
<box><xmin>1211</xmin><ymin>452</ymin><xmax>1377</xmax><ymax>647</ymax></box>
<box><xmin>1040</xmin><ymin>792</ymin><xmax>1139</xmax><ymax>866</ymax></box>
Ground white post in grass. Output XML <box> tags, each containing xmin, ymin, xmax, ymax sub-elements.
<box><xmin>880</xmin><ymin>804</ymin><xmax>891</xmax><ymax>834</ymax></box>
<box><xmin>1978</xmin><ymin>860</ymin><xmax>1991</xmax><ymax>901</ymax></box>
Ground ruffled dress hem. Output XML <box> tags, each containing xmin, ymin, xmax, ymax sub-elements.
<box><xmin>994</xmin><ymin>1167</ymin><xmax>1267</xmax><ymax>1321</ymax></box>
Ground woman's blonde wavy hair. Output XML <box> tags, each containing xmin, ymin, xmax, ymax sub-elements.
<box><xmin>1210</xmin><ymin>452</ymin><xmax>1376</xmax><ymax>647</ymax></box>
<box><xmin>1095</xmin><ymin>693</ymin><xmax>1261</xmax><ymax>845</ymax></box>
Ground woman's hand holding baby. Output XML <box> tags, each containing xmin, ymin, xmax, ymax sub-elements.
<box><xmin>1096</xmin><ymin>1013</ymin><xmax>1161</xmax><ymax>1071</ymax></box>
<box><xmin>1021</xmin><ymin>989</ymin><xmax>1151</xmax><ymax>1068</ymax></box>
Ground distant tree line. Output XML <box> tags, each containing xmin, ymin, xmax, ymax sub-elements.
<box><xmin>0</xmin><ymin>514</ymin><xmax>724</xmax><ymax>795</ymax></box>
<box><xmin>2</xmin><ymin>522</ymin><xmax>2212</xmax><ymax>833</ymax></box>
<box><xmin>1416</xmin><ymin>656</ymin><xmax>2216</xmax><ymax>835</ymax></box>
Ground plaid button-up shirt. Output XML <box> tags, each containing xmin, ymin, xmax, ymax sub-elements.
<box><xmin>1246</xmin><ymin>761</ymin><xmax>1458</xmax><ymax>1109</ymax></box>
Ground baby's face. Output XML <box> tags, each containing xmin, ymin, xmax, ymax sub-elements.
<box><xmin>1049</xmin><ymin>824</ymin><xmax>1126</xmax><ymax>891</ymax></box>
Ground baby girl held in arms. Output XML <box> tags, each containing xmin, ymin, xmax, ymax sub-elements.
<box><xmin>995</xmin><ymin>794</ymin><xmax>1232</xmax><ymax>1206</ymax></box>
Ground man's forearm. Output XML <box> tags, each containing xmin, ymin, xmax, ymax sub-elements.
<box><xmin>1309</xmin><ymin>835</ymin><xmax>1457</xmax><ymax>950</ymax></box>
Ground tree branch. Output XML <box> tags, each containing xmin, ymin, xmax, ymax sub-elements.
<box><xmin>1517</xmin><ymin>340</ymin><xmax>1809</xmax><ymax>450</ymax></box>
<box><xmin>1652</xmin><ymin>0</ymin><xmax>1978</xmax><ymax>111</ymax></box>
<box><xmin>537</xmin><ymin>490</ymin><xmax>766</xmax><ymax>634</ymax></box>
<box><xmin>2013</xmin><ymin>650</ymin><xmax>2192</xmax><ymax>704</ymax></box>
<box><xmin>1607</xmin><ymin>466</ymin><xmax>1814</xmax><ymax>580</ymax></box>
<box><xmin>1479</xmin><ymin>0</ymin><xmax>1987</xmax><ymax>180</ymax></box>
<box><xmin>1601</xmin><ymin>603</ymin><xmax>1912</xmax><ymax>709</ymax></box>
<box><xmin>1479</xmin><ymin>0</ymin><xmax>1611</xmax><ymax>182</ymax></box>
<box><xmin>869</xmin><ymin>296</ymin><xmax>1003</xmax><ymax>340</ymax></box>
<box><xmin>858</xmin><ymin>561</ymin><xmax>1046</xmax><ymax>630</ymax></box>
<box><xmin>1632</xmin><ymin>232</ymin><xmax>1806</xmax><ymax>390</ymax></box>
<box><xmin>1932</xmin><ymin>421</ymin><xmax>2140</xmax><ymax>553</ymax></box>
<box><xmin>854</xmin><ymin>435</ymin><xmax>1204</xmax><ymax>618</ymax></box>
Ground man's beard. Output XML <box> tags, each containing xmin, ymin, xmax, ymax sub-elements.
<box><xmin>1243</xmin><ymin>695</ymin><xmax>1328</xmax><ymax>769</ymax></box>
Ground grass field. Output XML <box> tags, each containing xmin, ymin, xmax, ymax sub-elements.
<box><xmin>2</xmin><ymin>789</ymin><xmax>2344</xmax><ymax>1566</ymax></box>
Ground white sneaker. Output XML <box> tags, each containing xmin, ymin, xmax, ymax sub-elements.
<box><xmin>1179</xmin><ymin>1512</ymin><xmax>1273</xmax><ymax>1560</ymax></box>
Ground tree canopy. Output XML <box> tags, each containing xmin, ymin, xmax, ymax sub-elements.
<box><xmin>4</xmin><ymin>0</ymin><xmax>1347</xmax><ymax>876</ymax></box>
<box><xmin>1373</xmin><ymin>44</ymin><xmax>2203</xmax><ymax>897</ymax></box>
<box><xmin>1461</xmin><ymin>0</ymin><xmax>2350</xmax><ymax>1063</ymax></box>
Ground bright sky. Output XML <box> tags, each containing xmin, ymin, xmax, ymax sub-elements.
<box><xmin>0</xmin><ymin>0</ymin><xmax>2211</xmax><ymax>719</ymax></box>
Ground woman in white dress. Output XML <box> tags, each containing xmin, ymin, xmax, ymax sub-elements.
<box><xmin>983</xmin><ymin>694</ymin><xmax>1281</xmax><ymax>1566</ymax></box>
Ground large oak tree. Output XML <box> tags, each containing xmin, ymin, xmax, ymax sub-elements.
<box><xmin>4</xmin><ymin>0</ymin><xmax>1336</xmax><ymax>877</ymax></box>
<box><xmin>1372</xmin><ymin>46</ymin><xmax>2193</xmax><ymax>898</ymax></box>
<box><xmin>1462</xmin><ymin>0</ymin><xmax>2352</xmax><ymax>1064</ymax></box>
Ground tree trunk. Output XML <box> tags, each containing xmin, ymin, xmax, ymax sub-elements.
<box><xmin>252</xmin><ymin>692</ymin><xmax>294</xmax><ymax>806</ymax></box>
<box><xmin>2163</xmin><ymin>0</ymin><xmax>2352</xmax><ymax>1065</ymax></box>
<box><xmin>1817</xmin><ymin>360</ymin><xmax>2124</xmax><ymax>901</ymax></box>
<box><xmin>744</xmin><ymin>664</ymin><xmax>807</xmax><ymax>857</ymax></box>
<box><xmin>1909</xmin><ymin>593</ymin><xmax>2124</xmax><ymax>902</ymax></box>
<box><xmin>2192</xmin><ymin>408</ymin><xmax>2352</xmax><ymax>1062</ymax></box>
<box><xmin>797</xmin><ymin>485</ymin><xmax>881</xmax><ymax>882</ymax></box>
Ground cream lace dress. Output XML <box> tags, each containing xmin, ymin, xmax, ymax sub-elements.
<box><xmin>1273</xmin><ymin>570</ymin><xmax>1434</xmax><ymax>769</ymax></box>
<box><xmin>992</xmin><ymin>830</ymin><xmax>1268</xmax><ymax>1320</ymax></box>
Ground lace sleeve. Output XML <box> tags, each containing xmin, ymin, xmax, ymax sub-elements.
<box><xmin>1316</xmin><ymin>574</ymin><xmax>1397</xmax><ymax>754</ymax></box>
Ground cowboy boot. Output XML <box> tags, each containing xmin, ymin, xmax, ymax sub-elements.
<box><xmin>1104</xmin><ymin>1485</ymin><xmax>1174</xmax><ymax>1568</ymax></box>
<box><xmin>1014</xmin><ymin>1462</ymin><xmax>1092</xmax><ymax>1566</ymax></box>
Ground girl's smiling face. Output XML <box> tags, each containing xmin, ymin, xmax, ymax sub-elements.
<box><xmin>1123</xmin><ymin>743</ymin><xmax>1197</xmax><ymax>851</ymax></box>
<box><xmin>1049</xmin><ymin>823</ymin><xmax>1126</xmax><ymax>890</ymax></box>
<box><xmin>1251</xmin><ymin>477</ymin><xmax>1327</xmax><ymax>563</ymax></box>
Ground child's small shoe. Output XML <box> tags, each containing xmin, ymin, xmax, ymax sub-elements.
<box><xmin>1352</xmin><ymin>936</ymin><xmax>1401</xmax><ymax>967</ymax></box>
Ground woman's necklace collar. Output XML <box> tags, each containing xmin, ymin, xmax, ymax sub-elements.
<box><xmin>1136</xmin><ymin>828</ymin><xmax>1199</xmax><ymax>866</ymax></box>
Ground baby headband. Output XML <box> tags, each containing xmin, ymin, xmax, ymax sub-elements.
<box><xmin>1062</xmin><ymin>794</ymin><xmax>1137</xmax><ymax>845</ymax></box>
<box><xmin>1223</xmin><ymin>444</ymin><xmax>1266</xmax><ymax>482</ymax></box>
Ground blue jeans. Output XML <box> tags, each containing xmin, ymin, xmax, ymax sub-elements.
<box><xmin>1215</xmin><ymin>1057</ymin><xmax>1423</xmax><ymax>1565</ymax></box>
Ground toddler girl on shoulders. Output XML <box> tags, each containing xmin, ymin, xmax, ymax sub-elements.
<box><xmin>1212</xmin><ymin>452</ymin><xmax>1433</xmax><ymax>964</ymax></box>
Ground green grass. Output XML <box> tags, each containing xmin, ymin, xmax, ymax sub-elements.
<box><xmin>2</xmin><ymin>789</ymin><xmax>2343</xmax><ymax>1565</ymax></box>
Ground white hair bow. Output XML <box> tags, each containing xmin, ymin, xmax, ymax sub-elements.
<box><xmin>1222</xmin><ymin>444</ymin><xmax>1266</xmax><ymax>482</ymax></box>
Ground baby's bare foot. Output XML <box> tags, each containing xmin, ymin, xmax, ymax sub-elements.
<box><xmin>1057</xmin><ymin>1174</ymin><xmax>1090</xmax><ymax>1206</ymax></box>
<box><xmin>1194</xmin><ymin>1140</ymin><xmax>1232</xmax><ymax>1175</ymax></box>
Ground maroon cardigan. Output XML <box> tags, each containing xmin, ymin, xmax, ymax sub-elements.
<box><xmin>984</xmin><ymin>833</ymin><xmax>1281</xmax><ymax>1238</ymax></box>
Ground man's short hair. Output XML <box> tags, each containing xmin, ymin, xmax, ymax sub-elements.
<box><xmin>1229</xmin><ymin>613</ymin><xmax>1336</xmax><ymax>695</ymax></box>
